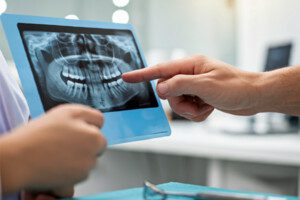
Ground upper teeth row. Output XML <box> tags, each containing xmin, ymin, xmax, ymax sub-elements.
<box><xmin>63</xmin><ymin>71</ymin><xmax>86</xmax><ymax>81</ymax></box>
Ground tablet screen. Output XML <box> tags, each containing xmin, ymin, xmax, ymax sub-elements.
<box><xmin>18</xmin><ymin>23</ymin><xmax>158</xmax><ymax>112</ymax></box>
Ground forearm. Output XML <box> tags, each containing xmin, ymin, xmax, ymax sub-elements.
<box><xmin>0</xmin><ymin>134</ymin><xmax>29</xmax><ymax>196</ymax></box>
<box><xmin>256</xmin><ymin>66</ymin><xmax>300</xmax><ymax>115</ymax></box>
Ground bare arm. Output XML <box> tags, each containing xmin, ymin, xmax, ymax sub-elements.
<box><xmin>257</xmin><ymin>66</ymin><xmax>300</xmax><ymax>115</ymax></box>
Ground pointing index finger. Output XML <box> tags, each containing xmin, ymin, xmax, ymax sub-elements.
<box><xmin>122</xmin><ymin>56</ymin><xmax>202</xmax><ymax>83</ymax></box>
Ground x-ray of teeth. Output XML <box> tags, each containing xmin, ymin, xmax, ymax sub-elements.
<box><xmin>21</xmin><ymin>27</ymin><xmax>158</xmax><ymax>112</ymax></box>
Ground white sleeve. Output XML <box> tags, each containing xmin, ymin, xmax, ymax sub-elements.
<box><xmin>0</xmin><ymin>49</ymin><xmax>30</xmax><ymax>200</ymax></box>
<box><xmin>0</xmin><ymin>51</ymin><xmax>30</xmax><ymax>133</ymax></box>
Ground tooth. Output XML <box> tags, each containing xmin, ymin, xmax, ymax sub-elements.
<box><xmin>102</xmin><ymin>67</ymin><xmax>107</xmax><ymax>79</ymax></box>
<box><xmin>110</xmin><ymin>88</ymin><xmax>118</xmax><ymax>97</ymax></box>
<box><xmin>69</xmin><ymin>85</ymin><xmax>75</xmax><ymax>96</ymax></box>
<box><xmin>108</xmin><ymin>82</ymin><xmax>113</xmax><ymax>87</ymax></box>
<box><xmin>92</xmin><ymin>80</ymin><xmax>98</xmax><ymax>96</ymax></box>
<box><xmin>78</xmin><ymin>69</ymin><xmax>86</xmax><ymax>81</ymax></box>
<box><xmin>119</xmin><ymin>84</ymin><xmax>128</xmax><ymax>93</ymax></box>
<box><xmin>83</xmin><ymin>84</ymin><xmax>88</xmax><ymax>99</ymax></box>
<box><xmin>88</xmin><ymin>83</ymin><xmax>93</xmax><ymax>97</ymax></box>
<box><xmin>114</xmin><ymin>86</ymin><xmax>121</xmax><ymax>95</ymax></box>
<box><xmin>81</xmin><ymin>84</ymin><xmax>86</xmax><ymax>99</ymax></box>
<box><xmin>75</xmin><ymin>65</ymin><xmax>80</xmax><ymax>77</ymax></box>
<box><xmin>67</xmin><ymin>81</ymin><xmax>74</xmax><ymax>96</ymax></box>
<box><xmin>90</xmin><ymin>72</ymin><xmax>96</xmax><ymax>84</ymax></box>
<box><xmin>74</xmin><ymin>82</ymin><xmax>79</xmax><ymax>89</ymax></box>
<box><xmin>97</xmin><ymin>71</ymin><xmax>103</xmax><ymax>81</ymax></box>
<box><xmin>77</xmin><ymin>71</ymin><xmax>82</xmax><ymax>80</ymax></box>
<box><xmin>101</xmin><ymin>65</ymin><xmax>110</xmax><ymax>80</ymax></box>
<box><xmin>85</xmin><ymin>68</ymin><xmax>93</xmax><ymax>83</ymax></box>
<box><xmin>111</xmin><ymin>73</ymin><xmax>117</xmax><ymax>78</ymax></box>
<box><xmin>88</xmin><ymin>71</ymin><xmax>97</xmax><ymax>97</ymax></box>
<box><xmin>104</xmin><ymin>83</ymin><xmax>109</xmax><ymax>90</ymax></box>
<box><xmin>95</xmin><ymin>71</ymin><xmax>101</xmax><ymax>82</ymax></box>
<box><xmin>105</xmin><ymin>67</ymin><xmax>112</xmax><ymax>79</ymax></box>
<box><xmin>69</xmin><ymin>66</ymin><xmax>75</xmax><ymax>77</ymax></box>
<box><xmin>62</xmin><ymin>71</ymin><xmax>68</xmax><ymax>77</ymax></box>
<box><xmin>67</xmin><ymin>80</ymin><xmax>74</xmax><ymax>87</ymax></box>
<box><xmin>85</xmin><ymin>68</ymin><xmax>90</xmax><ymax>79</ymax></box>
<box><xmin>111</xmin><ymin>81</ymin><xmax>117</xmax><ymax>86</ymax></box>
<box><xmin>116</xmin><ymin>70</ymin><xmax>121</xmax><ymax>76</ymax></box>
<box><xmin>67</xmin><ymin>87</ymin><xmax>72</xmax><ymax>96</ymax></box>
<box><xmin>117</xmin><ymin>78</ymin><xmax>123</xmax><ymax>85</ymax></box>
<box><xmin>72</xmin><ymin>86</ymin><xmax>77</xmax><ymax>98</ymax></box>
<box><xmin>74</xmin><ymin>83</ymin><xmax>83</xmax><ymax>98</ymax></box>
<box><xmin>62</xmin><ymin>66</ymin><xmax>68</xmax><ymax>77</ymax></box>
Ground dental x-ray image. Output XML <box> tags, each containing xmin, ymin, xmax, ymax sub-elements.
<box><xmin>18</xmin><ymin>24</ymin><xmax>158</xmax><ymax>112</ymax></box>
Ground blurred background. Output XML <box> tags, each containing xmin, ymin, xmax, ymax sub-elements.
<box><xmin>1</xmin><ymin>0</ymin><xmax>300</xmax><ymax>197</ymax></box>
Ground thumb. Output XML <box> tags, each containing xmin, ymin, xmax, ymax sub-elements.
<box><xmin>157</xmin><ymin>74</ymin><xmax>200</xmax><ymax>98</ymax></box>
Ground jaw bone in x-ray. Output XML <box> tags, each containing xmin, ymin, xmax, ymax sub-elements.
<box><xmin>24</xmin><ymin>32</ymin><xmax>151</xmax><ymax>111</ymax></box>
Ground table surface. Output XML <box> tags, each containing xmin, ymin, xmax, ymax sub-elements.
<box><xmin>70</xmin><ymin>182</ymin><xmax>297</xmax><ymax>200</ymax></box>
<box><xmin>111</xmin><ymin>120</ymin><xmax>300</xmax><ymax>166</ymax></box>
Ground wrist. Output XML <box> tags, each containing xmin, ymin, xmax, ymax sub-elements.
<box><xmin>0</xmin><ymin>133</ymin><xmax>31</xmax><ymax>195</ymax></box>
<box><xmin>239</xmin><ymin>71</ymin><xmax>265</xmax><ymax>114</ymax></box>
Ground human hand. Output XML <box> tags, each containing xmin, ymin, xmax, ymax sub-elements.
<box><xmin>123</xmin><ymin>55</ymin><xmax>263</xmax><ymax>121</ymax></box>
<box><xmin>0</xmin><ymin>104</ymin><xmax>106</xmax><ymax>195</ymax></box>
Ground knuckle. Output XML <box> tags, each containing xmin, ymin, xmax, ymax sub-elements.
<box><xmin>95</xmin><ymin>133</ymin><xmax>107</xmax><ymax>149</ymax></box>
<box><xmin>89</xmin><ymin>126</ymin><xmax>101</xmax><ymax>137</ymax></box>
<box><xmin>193</xmin><ymin>54</ymin><xmax>207</xmax><ymax>62</ymax></box>
<box><xmin>71</xmin><ymin>107</ymin><xmax>86</xmax><ymax>117</ymax></box>
<box><xmin>88</xmin><ymin>130</ymin><xmax>107</xmax><ymax>152</ymax></box>
<box><xmin>193</xmin><ymin>54</ymin><xmax>208</xmax><ymax>69</ymax></box>
<box><xmin>155</xmin><ymin>62</ymin><xmax>169</xmax><ymax>78</ymax></box>
<box><xmin>96</xmin><ymin>112</ymin><xmax>105</xmax><ymax>127</ymax></box>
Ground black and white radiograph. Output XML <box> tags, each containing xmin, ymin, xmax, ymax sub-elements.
<box><xmin>22</xmin><ymin>30</ymin><xmax>157</xmax><ymax>112</ymax></box>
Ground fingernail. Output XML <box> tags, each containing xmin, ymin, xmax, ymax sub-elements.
<box><xmin>157</xmin><ymin>82</ymin><xmax>168</xmax><ymax>95</ymax></box>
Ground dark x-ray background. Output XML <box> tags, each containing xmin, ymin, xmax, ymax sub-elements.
<box><xmin>20</xmin><ymin>28</ymin><xmax>158</xmax><ymax>112</ymax></box>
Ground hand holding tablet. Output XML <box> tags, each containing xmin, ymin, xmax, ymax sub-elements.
<box><xmin>1</xmin><ymin>14</ymin><xmax>170</xmax><ymax>145</ymax></box>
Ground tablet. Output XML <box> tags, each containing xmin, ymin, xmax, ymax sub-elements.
<box><xmin>1</xmin><ymin>14</ymin><xmax>171</xmax><ymax>145</ymax></box>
